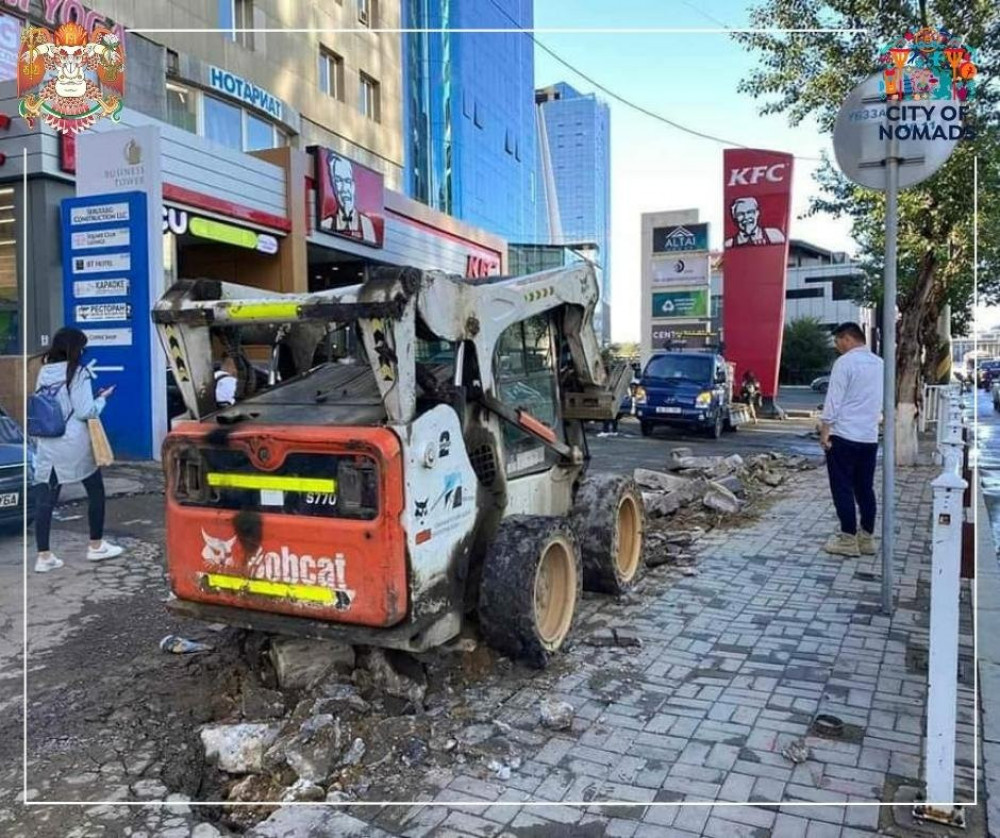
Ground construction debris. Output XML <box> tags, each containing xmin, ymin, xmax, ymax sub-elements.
<box><xmin>200</xmin><ymin>723</ymin><xmax>282</xmax><ymax>774</ymax></box>
<box><xmin>539</xmin><ymin>699</ymin><xmax>575</xmax><ymax>731</ymax></box>
<box><xmin>269</xmin><ymin>638</ymin><xmax>355</xmax><ymax>691</ymax></box>
<box><xmin>703</xmin><ymin>482</ymin><xmax>742</xmax><ymax>514</ymax></box>
<box><xmin>781</xmin><ymin>738</ymin><xmax>811</xmax><ymax>764</ymax></box>
<box><xmin>585</xmin><ymin>627</ymin><xmax>643</xmax><ymax>648</ymax></box>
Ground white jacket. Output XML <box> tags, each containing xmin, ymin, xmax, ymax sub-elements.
<box><xmin>32</xmin><ymin>361</ymin><xmax>106</xmax><ymax>485</ymax></box>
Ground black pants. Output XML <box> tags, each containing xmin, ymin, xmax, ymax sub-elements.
<box><xmin>35</xmin><ymin>470</ymin><xmax>105</xmax><ymax>553</ymax></box>
<box><xmin>825</xmin><ymin>435</ymin><xmax>878</xmax><ymax>535</ymax></box>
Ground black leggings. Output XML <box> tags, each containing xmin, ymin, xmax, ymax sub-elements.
<box><xmin>35</xmin><ymin>470</ymin><xmax>105</xmax><ymax>553</ymax></box>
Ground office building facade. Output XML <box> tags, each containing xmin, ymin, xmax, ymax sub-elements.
<box><xmin>402</xmin><ymin>0</ymin><xmax>539</xmax><ymax>242</ymax></box>
<box><xmin>535</xmin><ymin>82</ymin><xmax>611</xmax><ymax>343</ymax></box>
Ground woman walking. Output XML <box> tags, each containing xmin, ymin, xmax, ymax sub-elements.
<box><xmin>33</xmin><ymin>328</ymin><xmax>123</xmax><ymax>572</ymax></box>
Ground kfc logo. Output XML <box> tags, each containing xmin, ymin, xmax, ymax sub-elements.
<box><xmin>727</xmin><ymin>164</ymin><xmax>788</xmax><ymax>187</ymax></box>
<box><xmin>724</xmin><ymin>196</ymin><xmax>786</xmax><ymax>248</ymax></box>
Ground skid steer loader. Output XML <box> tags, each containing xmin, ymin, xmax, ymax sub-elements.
<box><xmin>152</xmin><ymin>265</ymin><xmax>644</xmax><ymax>667</ymax></box>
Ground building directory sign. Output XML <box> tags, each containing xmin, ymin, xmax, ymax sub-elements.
<box><xmin>652</xmin><ymin>223</ymin><xmax>709</xmax><ymax>254</ymax></box>
<box><xmin>651</xmin><ymin>288</ymin><xmax>710</xmax><ymax>319</ymax></box>
<box><xmin>651</xmin><ymin>253</ymin><xmax>710</xmax><ymax>285</ymax></box>
<box><xmin>650</xmin><ymin>322</ymin><xmax>715</xmax><ymax>350</ymax></box>
<box><xmin>61</xmin><ymin>191</ymin><xmax>151</xmax><ymax>460</ymax></box>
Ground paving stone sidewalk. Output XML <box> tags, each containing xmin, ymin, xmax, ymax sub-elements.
<box><xmin>315</xmin><ymin>459</ymin><xmax>974</xmax><ymax>838</ymax></box>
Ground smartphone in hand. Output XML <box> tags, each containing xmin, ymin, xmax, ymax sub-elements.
<box><xmin>99</xmin><ymin>385</ymin><xmax>116</xmax><ymax>398</ymax></box>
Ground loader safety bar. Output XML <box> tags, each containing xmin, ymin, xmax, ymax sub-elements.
<box><xmin>152</xmin><ymin>298</ymin><xmax>407</xmax><ymax>327</ymax></box>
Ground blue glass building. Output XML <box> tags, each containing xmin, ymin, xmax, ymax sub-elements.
<box><xmin>402</xmin><ymin>0</ymin><xmax>540</xmax><ymax>243</ymax></box>
<box><xmin>535</xmin><ymin>83</ymin><xmax>611</xmax><ymax>343</ymax></box>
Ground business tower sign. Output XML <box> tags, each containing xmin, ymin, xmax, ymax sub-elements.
<box><xmin>721</xmin><ymin>148</ymin><xmax>793</xmax><ymax>399</ymax></box>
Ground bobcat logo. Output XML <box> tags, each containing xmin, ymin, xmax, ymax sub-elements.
<box><xmin>201</xmin><ymin>529</ymin><xmax>237</xmax><ymax>567</ymax></box>
<box><xmin>414</xmin><ymin>498</ymin><xmax>429</xmax><ymax>520</ymax></box>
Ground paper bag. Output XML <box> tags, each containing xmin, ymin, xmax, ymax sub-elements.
<box><xmin>88</xmin><ymin>417</ymin><xmax>115</xmax><ymax>468</ymax></box>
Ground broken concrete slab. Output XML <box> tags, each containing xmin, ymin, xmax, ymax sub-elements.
<box><xmin>584</xmin><ymin>628</ymin><xmax>643</xmax><ymax>648</ymax></box>
<box><xmin>200</xmin><ymin>724</ymin><xmax>282</xmax><ymax>775</ymax></box>
<box><xmin>633</xmin><ymin>468</ymin><xmax>693</xmax><ymax>493</ymax></box>
<box><xmin>247</xmin><ymin>808</ymin><xmax>394</xmax><ymax>837</ymax></box>
<box><xmin>668</xmin><ymin>454</ymin><xmax>722</xmax><ymax>472</ymax></box>
<box><xmin>281</xmin><ymin>779</ymin><xmax>326</xmax><ymax>802</ymax></box>
<box><xmin>362</xmin><ymin>648</ymin><xmax>427</xmax><ymax>706</ymax></box>
<box><xmin>715</xmin><ymin>475</ymin><xmax>746</xmax><ymax>497</ymax></box>
<box><xmin>703</xmin><ymin>482</ymin><xmax>742</xmax><ymax>514</ymax></box>
<box><xmin>757</xmin><ymin>468</ymin><xmax>784</xmax><ymax>487</ymax></box>
<box><xmin>539</xmin><ymin>699</ymin><xmax>574</xmax><ymax>731</ymax></box>
<box><xmin>269</xmin><ymin>638</ymin><xmax>355</xmax><ymax>691</ymax></box>
<box><xmin>642</xmin><ymin>491</ymin><xmax>681</xmax><ymax>518</ymax></box>
<box><xmin>191</xmin><ymin>825</ymin><xmax>223</xmax><ymax>838</ymax></box>
<box><xmin>268</xmin><ymin>713</ymin><xmax>350</xmax><ymax>784</ymax></box>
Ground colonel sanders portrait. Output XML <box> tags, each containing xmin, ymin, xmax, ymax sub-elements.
<box><xmin>724</xmin><ymin>196</ymin><xmax>786</xmax><ymax>248</ymax></box>
<box><xmin>322</xmin><ymin>152</ymin><xmax>377</xmax><ymax>244</ymax></box>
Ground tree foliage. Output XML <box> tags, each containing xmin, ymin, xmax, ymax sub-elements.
<box><xmin>734</xmin><ymin>0</ymin><xmax>1000</xmax><ymax>404</ymax></box>
<box><xmin>780</xmin><ymin>317</ymin><xmax>837</xmax><ymax>384</ymax></box>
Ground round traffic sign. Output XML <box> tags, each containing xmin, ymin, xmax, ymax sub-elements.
<box><xmin>833</xmin><ymin>73</ymin><xmax>960</xmax><ymax>191</ymax></box>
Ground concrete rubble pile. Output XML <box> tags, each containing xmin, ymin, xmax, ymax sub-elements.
<box><xmin>195</xmin><ymin>635</ymin><xmax>563</xmax><ymax>831</ymax></box>
<box><xmin>637</xmin><ymin>448</ymin><xmax>816</xmax><ymax>569</ymax></box>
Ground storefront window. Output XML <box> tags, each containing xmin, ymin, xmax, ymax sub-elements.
<box><xmin>246</xmin><ymin>112</ymin><xmax>275</xmax><ymax>151</ymax></box>
<box><xmin>166</xmin><ymin>82</ymin><xmax>198</xmax><ymax>134</ymax></box>
<box><xmin>0</xmin><ymin>187</ymin><xmax>17</xmax><ymax>354</ymax></box>
<box><xmin>204</xmin><ymin>94</ymin><xmax>242</xmax><ymax>151</ymax></box>
<box><xmin>0</xmin><ymin>12</ymin><xmax>20</xmax><ymax>82</ymax></box>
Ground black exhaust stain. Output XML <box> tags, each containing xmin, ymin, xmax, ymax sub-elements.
<box><xmin>234</xmin><ymin>509</ymin><xmax>263</xmax><ymax>556</ymax></box>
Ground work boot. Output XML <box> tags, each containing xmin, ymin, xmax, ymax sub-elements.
<box><xmin>823</xmin><ymin>532</ymin><xmax>860</xmax><ymax>557</ymax></box>
<box><xmin>857</xmin><ymin>530</ymin><xmax>877</xmax><ymax>555</ymax></box>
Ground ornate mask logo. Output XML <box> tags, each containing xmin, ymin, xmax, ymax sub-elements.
<box><xmin>18</xmin><ymin>22</ymin><xmax>125</xmax><ymax>134</ymax></box>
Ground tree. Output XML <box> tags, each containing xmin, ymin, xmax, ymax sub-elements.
<box><xmin>780</xmin><ymin>317</ymin><xmax>836</xmax><ymax>384</ymax></box>
<box><xmin>735</xmin><ymin>1</ymin><xmax>1000</xmax><ymax>464</ymax></box>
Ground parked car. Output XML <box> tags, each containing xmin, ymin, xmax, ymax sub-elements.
<box><xmin>993</xmin><ymin>381</ymin><xmax>1000</xmax><ymax>413</ymax></box>
<box><xmin>0</xmin><ymin>407</ymin><xmax>35</xmax><ymax>529</ymax></box>
<box><xmin>980</xmin><ymin>360</ymin><xmax>1000</xmax><ymax>389</ymax></box>
<box><xmin>810</xmin><ymin>375</ymin><xmax>831</xmax><ymax>393</ymax></box>
<box><xmin>634</xmin><ymin>350</ymin><xmax>732</xmax><ymax>439</ymax></box>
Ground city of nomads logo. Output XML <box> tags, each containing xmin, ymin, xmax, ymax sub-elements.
<box><xmin>878</xmin><ymin>26</ymin><xmax>977</xmax><ymax>102</ymax></box>
<box><xmin>17</xmin><ymin>22</ymin><xmax>125</xmax><ymax>135</ymax></box>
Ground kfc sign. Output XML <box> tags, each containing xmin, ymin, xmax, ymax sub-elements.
<box><xmin>312</xmin><ymin>146</ymin><xmax>385</xmax><ymax>249</ymax></box>
<box><xmin>727</xmin><ymin>164</ymin><xmax>788</xmax><ymax>186</ymax></box>
<box><xmin>465</xmin><ymin>253</ymin><xmax>500</xmax><ymax>278</ymax></box>
<box><xmin>722</xmin><ymin>148</ymin><xmax>793</xmax><ymax>400</ymax></box>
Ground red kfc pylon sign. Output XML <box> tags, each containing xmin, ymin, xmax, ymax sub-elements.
<box><xmin>722</xmin><ymin>149</ymin><xmax>793</xmax><ymax>400</ymax></box>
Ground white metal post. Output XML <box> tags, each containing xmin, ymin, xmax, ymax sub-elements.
<box><xmin>881</xmin><ymin>136</ymin><xmax>899</xmax><ymax>616</ymax></box>
<box><xmin>923</xmin><ymin>465</ymin><xmax>967</xmax><ymax>820</ymax></box>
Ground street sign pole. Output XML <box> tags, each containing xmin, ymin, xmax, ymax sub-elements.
<box><xmin>882</xmin><ymin>134</ymin><xmax>899</xmax><ymax>616</ymax></box>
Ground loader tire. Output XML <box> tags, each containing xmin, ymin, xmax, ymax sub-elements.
<box><xmin>478</xmin><ymin>516</ymin><xmax>581</xmax><ymax>669</ymax></box>
<box><xmin>571</xmin><ymin>473</ymin><xmax>645</xmax><ymax>596</ymax></box>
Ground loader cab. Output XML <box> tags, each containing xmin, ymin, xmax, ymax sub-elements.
<box><xmin>493</xmin><ymin>313</ymin><xmax>564</xmax><ymax>479</ymax></box>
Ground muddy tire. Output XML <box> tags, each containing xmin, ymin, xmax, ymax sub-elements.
<box><xmin>571</xmin><ymin>473</ymin><xmax>645</xmax><ymax>596</ymax></box>
<box><xmin>477</xmin><ymin>516</ymin><xmax>581</xmax><ymax>668</ymax></box>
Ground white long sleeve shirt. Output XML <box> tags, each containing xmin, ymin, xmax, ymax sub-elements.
<box><xmin>821</xmin><ymin>345</ymin><xmax>884</xmax><ymax>444</ymax></box>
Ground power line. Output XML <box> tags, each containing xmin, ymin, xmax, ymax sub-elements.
<box><xmin>486</xmin><ymin>0</ymin><xmax>827</xmax><ymax>164</ymax></box>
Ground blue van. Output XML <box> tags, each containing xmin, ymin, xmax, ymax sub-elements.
<box><xmin>634</xmin><ymin>351</ymin><xmax>732</xmax><ymax>439</ymax></box>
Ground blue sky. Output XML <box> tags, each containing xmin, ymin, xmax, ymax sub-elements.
<box><xmin>528</xmin><ymin>1</ymin><xmax>998</xmax><ymax>338</ymax></box>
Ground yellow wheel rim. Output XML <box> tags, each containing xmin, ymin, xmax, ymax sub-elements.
<box><xmin>533</xmin><ymin>537</ymin><xmax>577</xmax><ymax>650</ymax></box>
<box><xmin>615</xmin><ymin>494</ymin><xmax>642</xmax><ymax>581</ymax></box>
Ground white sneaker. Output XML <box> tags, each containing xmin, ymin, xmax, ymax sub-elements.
<box><xmin>34</xmin><ymin>555</ymin><xmax>64</xmax><ymax>573</ymax></box>
<box><xmin>87</xmin><ymin>541</ymin><xmax>124</xmax><ymax>562</ymax></box>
